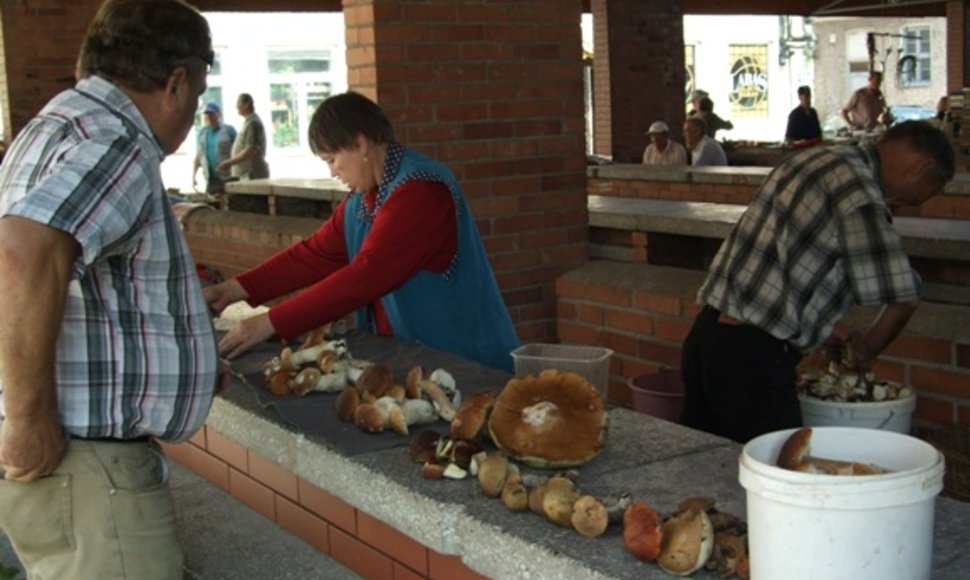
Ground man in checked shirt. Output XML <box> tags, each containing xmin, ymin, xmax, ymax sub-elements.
<box><xmin>0</xmin><ymin>1</ymin><xmax>227</xmax><ymax>578</ymax></box>
<box><xmin>680</xmin><ymin>121</ymin><xmax>954</xmax><ymax>443</ymax></box>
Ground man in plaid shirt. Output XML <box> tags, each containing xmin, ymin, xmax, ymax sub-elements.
<box><xmin>0</xmin><ymin>1</ymin><xmax>223</xmax><ymax>578</ymax></box>
<box><xmin>681</xmin><ymin>121</ymin><xmax>954</xmax><ymax>443</ymax></box>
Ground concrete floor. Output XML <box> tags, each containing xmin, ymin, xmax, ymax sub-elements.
<box><xmin>0</xmin><ymin>460</ymin><xmax>360</xmax><ymax>580</ymax></box>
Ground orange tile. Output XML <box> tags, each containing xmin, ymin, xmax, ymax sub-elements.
<box><xmin>157</xmin><ymin>441</ymin><xmax>194</xmax><ymax>470</ymax></box>
<box><xmin>276</xmin><ymin>495</ymin><xmax>330</xmax><ymax>555</ymax></box>
<box><xmin>298</xmin><ymin>478</ymin><xmax>357</xmax><ymax>535</ymax></box>
<box><xmin>205</xmin><ymin>429</ymin><xmax>248</xmax><ymax>472</ymax></box>
<box><xmin>329</xmin><ymin>526</ymin><xmax>394</xmax><ymax>579</ymax></box>
<box><xmin>248</xmin><ymin>452</ymin><xmax>299</xmax><ymax>501</ymax></box>
<box><xmin>189</xmin><ymin>445</ymin><xmax>229</xmax><ymax>492</ymax></box>
<box><xmin>393</xmin><ymin>562</ymin><xmax>426</xmax><ymax>580</ymax></box>
<box><xmin>357</xmin><ymin>511</ymin><xmax>429</xmax><ymax>575</ymax></box>
<box><xmin>228</xmin><ymin>467</ymin><xmax>276</xmax><ymax>521</ymax></box>
<box><xmin>427</xmin><ymin>551</ymin><xmax>489</xmax><ymax>580</ymax></box>
<box><xmin>187</xmin><ymin>426</ymin><xmax>207</xmax><ymax>449</ymax></box>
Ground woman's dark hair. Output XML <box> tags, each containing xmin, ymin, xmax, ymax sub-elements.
<box><xmin>76</xmin><ymin>0</ymin><xmax>213</xmax><ymax>92</ymax></box>
<box><xmin>699</xmin><ymin>97</ymin><xmax>715</xmax><ymax>113</ymax></box>
<box><xmin>308</xmin><ymin>91</ymin><xmax>395</xmax><ymax>155</ymax></box>
<box><xmin>882</xmin><ymin>120</ymin><xmax>955</xmax><ymax>185</ymax></box>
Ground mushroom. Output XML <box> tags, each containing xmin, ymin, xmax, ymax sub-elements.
<box><xmin>419</xmin><ymin>377</ymin><xmax>459</xmax><ymax>422</ymax></box>
<box><xmin>500</xmin><ymin>472</ymin><xmax>529</xmax><ymax>512</ymax></box>
<box><xmin>527</xmin><ymin>476</ymin><xmax>550</xmax><ymax>516</ymax></box>
<box><xmin>657</xmin><ymin>508</ymin><xmax>714</xmax><ymax>576</ymax></box>
<box><xmin>488</xmin><ymin>369</ymin><xmax>607</xmax><ymax>468</ymax></box>
<box><xmin>291</xmin><ymin>367</ymin><xmax>349</xmax><ymax>396</ymax></box>
<box><xmin>335</xmin><ymin>387</ymin><xmax>360</xmax><ymax>422</ymax></box>
<box><xmin>571</xmin><ymin>494</ymin><xmax>632</xmax><ymax>539</ymax></box>
<box><xmin>405</xmin><ymin>365</ymin><xmax>426</xmax><ymax>399</ymax></box>
<box><xmin>706</xmin><ymin>531</ymin><xmax>748</xmax><ymax>578</ymax></box>
<box><xmin>477</xmin><ymin>452</ymin><xmax>509</xmax><ymax>497</ymax></box>
<box><xmin>265</xmin><ymin>369</ymin><xmax>293</xmax><ymax>396</ymax></box>
<box><xmin>355</xmin><ymin>364</ymin><xmax>394</xmax><ymax>398</ymax></box>
<box><xmin>541</xmin><ymin>475</ymin><xmax>580</xmax><ymax>528</ymax></box>
<box><xmin>409</xmin><ymin>430</ymin><xmax>442</xmax><ymax>463</ymax></box>
<box><xmin>622</xmin><ymin>502</ymin><xmax>663</xmax><ymax>562</ymax></box>
<box><xmin>373</xmin><ymin>396</ymin><xmax>408</xmax><ymax>436</ymax></box>
<box><xmin>354</xmin><ymin>402</ymin><xmax>385</xmax><ymax>433</ymax></box>
<box><xmin>401</xmin><ymin>399</ymin><xmax>437</xmax><ymax>427</ymax></box>
<box><xmin>450</xmin><ymin>390</ymin><xmax>496</xmax><ymax>441</ymax></box>
<box><xmin>449</xmin><ymin>439</ymin><xmax>484</xmax><ymax>469</ymax></box>
<box><xmin>421</xmin><ymin>462</ymin><xmax>447</xmax><ymax>480</ymax></box>
<box><xmin>280</xmin><ymin>339</ymin><xmax>348</xmax><ymax>371</ymax></box>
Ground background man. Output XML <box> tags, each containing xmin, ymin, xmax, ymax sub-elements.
<box><xmin>193</xmin><ymin>100</ymin><xmax>236</xmax><ymax>194</ymax></box>
<box><xmin>683</xmin><ymin>117</ymin><xmax>727</xmax><ymax>167</ymax></box>
<box><xmin>842</xmin><ymin>70</ymin><xmax>890</xmax><ymax>131</ymax></box>
<box><xmin>0</xmin><ymin>1</ymin><xmax>223</xmax><ymax>577</ymax></box>
<box><xmin>785</xmin><ymin>85</ymin><xmax>822</xmax><ymax>146</ymax></box>
<box><xmin>218</xmin><ymin>92</ymin><xmax>270</xmax><ymax>180</ymax></box>
<box><xmin>642</xmin><ymin>121</ymin><xmax>687</xmax><ymax>166</ymax></box>
<box><xmin>680</xmin><ymin>121</ymin><xmax>954</xmax><ymax>443</ymax></box>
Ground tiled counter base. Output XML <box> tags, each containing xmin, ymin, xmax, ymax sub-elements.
<box><xmin>159</xmin><ymin>363</ymin><xmax>970</xmax><ymax>579</ymax></box>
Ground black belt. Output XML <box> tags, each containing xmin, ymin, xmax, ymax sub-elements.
<box><xmin>699</xmin><ymin>305</ymin><xmax>799</xmax><ymax>355</ymax></box>
<box><xmin>70</xmin><ymin>435</ymin><xmax>152</xmax><ymax>444</ymax></box>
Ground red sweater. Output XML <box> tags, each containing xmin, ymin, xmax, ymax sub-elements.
<box><xmin>237</xmin><ymin>181</ymin><xmax>457</xmax><ymax>339</ymax></box>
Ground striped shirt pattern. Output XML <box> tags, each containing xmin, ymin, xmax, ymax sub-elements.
<box><xmin>0</xmin><ymin>76</ymin><xmax>218</xmax><ymax>442</ymax></box>
<box><xmin>698</xmin><ymin>142</ymin><xmax>920</xmax><ymax>351</ymax></box>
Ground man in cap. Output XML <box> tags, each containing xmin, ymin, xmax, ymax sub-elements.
<box><xmin>192</xmin><ymin>100</ymin><xmax>236</xmax><ymax>194</ymax></box>
<box><xmin>642</xmin><ymin>121</ymin><xmax>688</xmax><ymax>166</ymax></box>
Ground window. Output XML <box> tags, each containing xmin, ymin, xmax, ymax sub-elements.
<box><xmin>727</xmin><ymin>44</ymin><xmax>769</xmax><ymax>118</ymax></box>
<box><xmin>899</xmin><ymin>26</ymin><xmax>930</xmax><ymax>87</ymax></box>
<box><xmin>267</xmin><ymin>50</ymin><xmax>333</xmax><ymax>150</ymax></box>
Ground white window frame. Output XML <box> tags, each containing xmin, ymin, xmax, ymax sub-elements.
<box><xmin>898</xmin><ymin>25</ymin><xmax>931</xmax><ymax>88</ymax></box>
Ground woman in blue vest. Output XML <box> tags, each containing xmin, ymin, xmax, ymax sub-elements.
<box><xmin>206</xmin><ymin>91</ymin><xmax>520</xmax><ymax>371</ymax></box>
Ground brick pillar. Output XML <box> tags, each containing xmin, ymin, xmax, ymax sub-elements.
<box><xmin>0</xmin><ymin>1</ymin><xmax>100</xmax><ymax>140</ymax></box>
<box><xmin>342</xmin><ymin>0</ymin><xmax>590</xmax><ymax>342</ymax></box>
<box><xmin>946</xmin><ymin>0</ymin><xmax>967</xmax><ymax>92</ymax></box>
<box><xmin>590</xmin><ymin>0</ymin><xmax>685</xmax><ymax>164</ymax></box>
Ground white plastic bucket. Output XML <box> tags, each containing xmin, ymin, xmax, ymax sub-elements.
<box><xmin>799</xmin><ymin>392</ymin><xmax>916</xmax><ymax>434</ymax></box>
<box><xmin>739</xmin><ymin>427</ymin><xmax>945</xmax><ymax>580</ymax></box>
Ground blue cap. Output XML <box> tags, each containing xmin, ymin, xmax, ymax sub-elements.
<box><xmin>204</xmin><ymin>101</ymin><xmax>220</xmax><ymax>114</ymax></box>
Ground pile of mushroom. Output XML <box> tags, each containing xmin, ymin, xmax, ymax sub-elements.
<box><xmin>622</xmin><ymin>497</ymin><xmax>749</xmax><ymax>578</ymax></box>
<box><xmin>262</xmin><ymin>337</ymin><xmax>365</xmax><ymax>396</ymax></box>
<box><xmin>336</xmin><ymin>365</ymin><xmax>461</xmax><ymax>436</ymax></box>
<box><xmin>469</xmin><ymin>451</ymin><xmax>632</xmax><ymax>539</ymax></box>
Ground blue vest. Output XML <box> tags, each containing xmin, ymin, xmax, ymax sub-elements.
<box><xmin>343</xmin><ymin>144</ymin><xmax>519</xmax><ymax>371</ymax></box>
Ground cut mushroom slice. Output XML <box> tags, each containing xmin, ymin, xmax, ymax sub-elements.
<box><xmin>280</xmin><ymin>339</ymin><xmax>348</xmax><ymax>371</ymax></box>
<box><xmin>419</xmin><ymin>378</ymin><xmax>459</xmax><ymax>422</ymax></box>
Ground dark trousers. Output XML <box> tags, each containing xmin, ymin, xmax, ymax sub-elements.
<box><xmin>680</xmin><ymin>306</ymin><xmax>804</xmax><ymax>443</ymax></box>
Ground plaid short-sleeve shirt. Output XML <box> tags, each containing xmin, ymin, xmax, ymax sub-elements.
<box><xmin>0</xmin><ymin>76</ymin><xmax>219</xmax><ymax>442</ymax></box>
<box><xmin>698</xmin><ymin>142</ymin><xmax>920</xmax><ymax>351</ymax></box>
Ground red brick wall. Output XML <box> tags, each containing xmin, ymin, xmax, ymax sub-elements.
<box><xmin>159</xmin><ymin>427</ymin><xmax>487</xmax><ymax>580</ymax></box>
<box><xmin>946</xmin><ymin>0</ymin><xmax>966</xmax><ymax>92</ymax></box>
<box><xmin>557</xmin><ymin>262</ymin><xmax>970</xmax><ymax>430</ymax></box>
<box><xmin>0</xmin><ymin>1</ymin><xmax>100</xmax><ymax>139</ymax></box>
<box><xmin>342</xmin><ymin>0</ymin><xmax>590</xmax><ymax>342</ymax></box>
<box><xmin>590</xmin><ymin>0</ymin><xmax>686</xmax><ymax>163</ymax></box>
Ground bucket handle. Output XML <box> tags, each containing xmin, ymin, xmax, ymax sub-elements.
<box><xmin>875</xmin><ymin>410</ymin><xmax>896</xmax><ymax>430</ymax></box>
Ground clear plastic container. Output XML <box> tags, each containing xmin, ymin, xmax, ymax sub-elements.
<box><xmin>511</xmin><ymin>343</ymin><xmax>613</xmax><ymax>394</ymax></box>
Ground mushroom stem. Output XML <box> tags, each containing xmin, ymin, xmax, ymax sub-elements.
<box><xmin>419</xmin><ymin>379</ymin><xmax>458</xmax><ymax>421</ymax></box>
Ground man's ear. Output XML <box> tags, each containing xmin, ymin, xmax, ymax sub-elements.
<box><xmin>165</xmin><ymin>66</ymin><xmax>190</xmax><ymax>111</ymax></box>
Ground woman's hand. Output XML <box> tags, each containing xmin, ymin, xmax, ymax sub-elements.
<box><xmin>218</xmin><ymin>312</ymin><xmax>277</xmax><ymax>359</ymax></box>
<box><xmin>203</xmin><ymin>279</ymin><xmax>248</xmax><ymax>314</ymax></box>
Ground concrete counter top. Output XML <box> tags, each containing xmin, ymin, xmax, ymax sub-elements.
<box><xmin>208</xmin><ymin>332</ymin><xmax>970</xmax><ymax>579</ymax></box>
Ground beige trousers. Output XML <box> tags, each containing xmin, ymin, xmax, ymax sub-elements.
<box><xmin>0</xmin><ymin>438</ymin><xmax>183</xmax><ymax>580</ymax></box>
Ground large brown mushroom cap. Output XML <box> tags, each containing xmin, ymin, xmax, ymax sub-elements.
<box><xmin>488</xmin><ymin>369</ymin><xmax>607</xmax><ymax>468</ymax></box>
